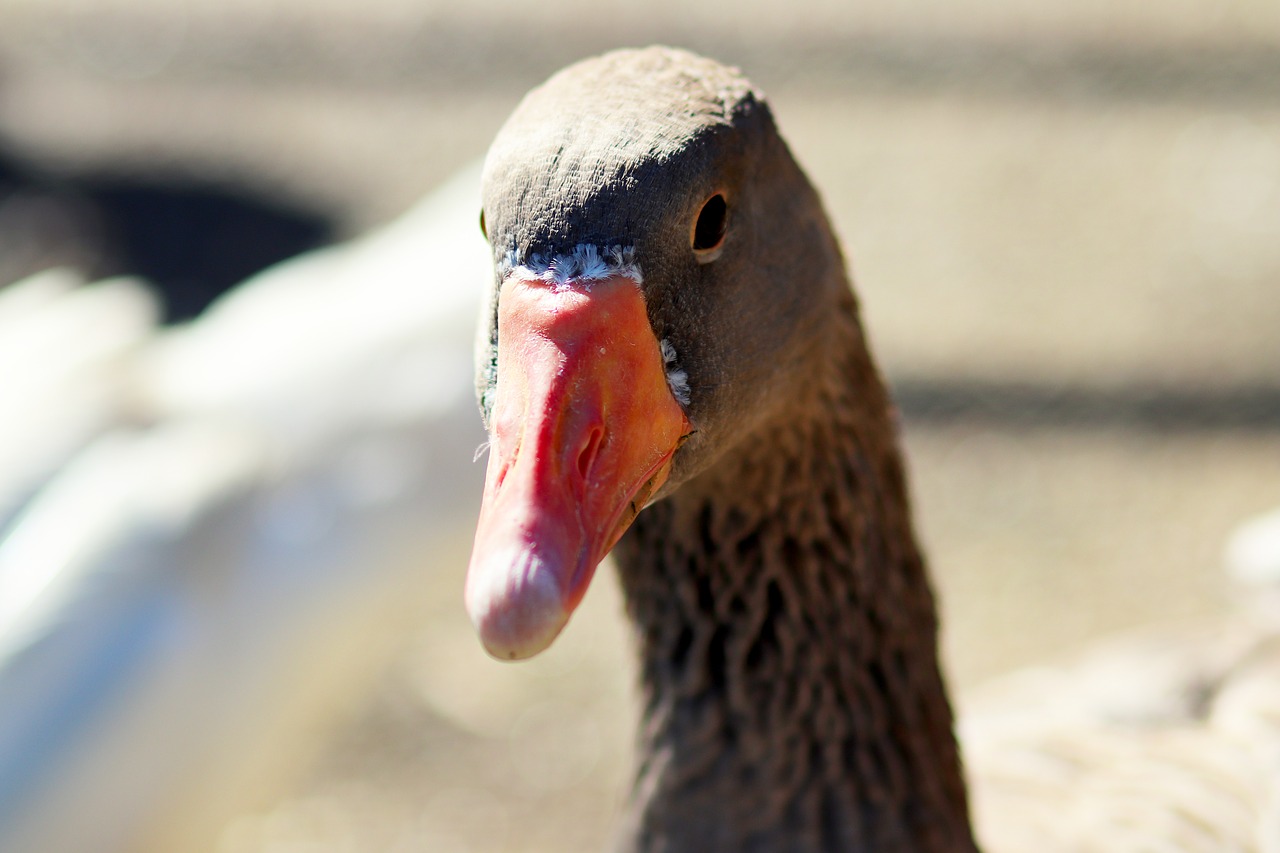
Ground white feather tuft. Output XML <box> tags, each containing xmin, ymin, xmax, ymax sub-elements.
<box><xmin>498</xmin><ymin>244</ymin><xmax>642</xmax><ymax>289</ymax></box>
<box><xmin>660</xmin><ymin>338</ymin><xmax>691</xmax><ymax>407</ymax></box>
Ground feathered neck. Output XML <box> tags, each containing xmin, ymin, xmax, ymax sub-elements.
<box><xmin>611</xmin><ymin>286</ymin><xmax>978</xmax><ymax>852</ymax></box>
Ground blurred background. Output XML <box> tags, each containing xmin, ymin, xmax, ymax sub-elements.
<box><xmin>1</xmin><ymin>1</ymin><xmax>1278</xmax><ymax>851</ymax></box>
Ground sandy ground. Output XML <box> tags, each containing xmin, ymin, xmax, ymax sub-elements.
<box><xmin>1</xmin><ymin>2</ymin><xmax>1278</xmax><ymax>850</ymax></box>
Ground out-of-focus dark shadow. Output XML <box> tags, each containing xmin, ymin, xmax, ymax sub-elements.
<box><xmin>895</xmin><ymin>376</ymin><xmax>1280</xmax><ymax>433</ymax></box>
<box><xmin>0</xmin><ymin>143</ymin><xmax>335</xmax><ymax>321</ymax></box>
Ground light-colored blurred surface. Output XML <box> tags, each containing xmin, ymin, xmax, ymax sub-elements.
<box><xmin>0</xmin><ymin>2</ymin><xmax>1278</xmax><ymax>851</ymax></box>
<box><xmin>0</xmin><ymin>165</ymin><xmax>492</xmax><ymax>852</ymax></box>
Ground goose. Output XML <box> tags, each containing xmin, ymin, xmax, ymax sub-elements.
<box><xmin>0</xmin><ymin>165</ymin><xmax>491</xmax><ymax>853</ymax></box>
<box><xmin>465</xmin><ymin>46</ymin><xmax>1280</xmax><ymax>852</ymax></box>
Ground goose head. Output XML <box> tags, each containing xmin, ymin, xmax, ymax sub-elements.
<box><xmin>467</xmin><ymin>47</ymin><xmax>849</xmax><ymax>661</ymax></box>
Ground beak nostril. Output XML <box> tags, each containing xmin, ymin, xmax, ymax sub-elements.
<box><xmin>578</xmin><ymin>426</ymin><xmax>604</xmax><ymax>480</ymax></box>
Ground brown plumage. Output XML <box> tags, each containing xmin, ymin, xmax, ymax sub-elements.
<box><xmin>468</xmin><ymin>46</ymin><xmax>1280</xmax><ymax>853</ymax></box>
<box><xmin>611</xmin><ymin>298</ymin><xmax>973</xmax><ymax>851</ymax></box>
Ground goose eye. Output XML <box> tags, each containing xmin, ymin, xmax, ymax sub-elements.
<box><xmin>691</xmin><ymin>193</ymin><xmax>728</xmax><ymax>261</ymax></box>
<box><xmin>479</xmin><ymin>209</ymin><xmax>488</xmax><ymax>240</ymax></box>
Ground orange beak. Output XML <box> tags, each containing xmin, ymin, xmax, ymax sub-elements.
<box><xmin>465</xmin><ymin>274</ymin><xmax>691</xmax><ymax>660</ymax></box>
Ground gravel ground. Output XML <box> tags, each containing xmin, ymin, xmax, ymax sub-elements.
<box><xmin>2</xmin><ymin>3</ymin><xmax>1278</xmax><ymax>851</ymax></box>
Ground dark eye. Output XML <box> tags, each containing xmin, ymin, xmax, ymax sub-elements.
<box><xmin>479</xmin><ymin>209</ymin><xmax>488</xmax><ymax>240</ymax></box>
<box><xmin>691</xmin><ymin>193</ymin><xmax>728</xmax><ymax>260</ymax></box>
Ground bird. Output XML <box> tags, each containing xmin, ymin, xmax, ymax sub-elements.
<box><xmin>465</xmin><ymin>46</ymin><xmax>1280</xmax><ymax>852</ymax></box>
<box><xmin>0</xmin><ymin>164</ymin><xmax>490</xmax><ymax>853</ymax></box>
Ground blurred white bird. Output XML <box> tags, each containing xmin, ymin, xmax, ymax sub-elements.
<box><xmin>0</xmin><ymin>163</ymin><xmax>490</xmax><ymax>853</ymax></box>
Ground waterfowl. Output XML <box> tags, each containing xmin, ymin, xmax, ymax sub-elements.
<box><xmin>467</xmin><ymin>47</ymin><xmax>1280</xmax><ymax>852</ymax></box>
<box><xmin>0</xmin><ymin>166</ymin><xmax>491</xmax><ymax>853</ymax></box>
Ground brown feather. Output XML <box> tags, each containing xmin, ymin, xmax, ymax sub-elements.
<box><xmin>476</xmin><ymin>45</ymin><xmax>1280</xmax><ymax>853</ymax></box>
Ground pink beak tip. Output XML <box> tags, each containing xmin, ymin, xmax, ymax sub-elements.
<box><xmin>465</xmin><ymin>544</ymin><xmax>571</xmax><ymax>661</ymax></box>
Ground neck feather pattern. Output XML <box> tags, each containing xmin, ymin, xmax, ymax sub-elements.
<box><xmin>612</xmin><ymin>291</ymin><xmax>977</xmax><ymax>853</ymax></box>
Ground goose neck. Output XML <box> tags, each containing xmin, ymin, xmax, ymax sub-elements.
<box><xmin>612</xmin><ymin>309</ymin><xmax>976</xmax><ymax>851</ymax></box>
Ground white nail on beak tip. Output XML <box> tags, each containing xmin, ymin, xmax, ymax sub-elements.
<box><xmin>466</xmin><ymin>544</ymin><xmax>569</xmax><ymax>660</ymax></box>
